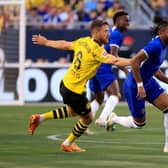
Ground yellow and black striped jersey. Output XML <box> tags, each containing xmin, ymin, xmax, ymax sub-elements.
<box><xmin>63</xmin><ymin>36</ymin><xmax>112</xmax><ymax>94</ymax></box>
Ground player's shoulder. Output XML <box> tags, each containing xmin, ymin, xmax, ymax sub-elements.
<box><xmin>109</xmin><ymin>27</ymin><xmax>123</xmax><ymax>42</ymax></box>
<box><xmin>145</xmin><ymin>36</ymin><xmax>163</xmax><ymax>50</ymax></box>
<box><xmin>77</xmin><ymin>36</ymin><xmax>92</xmax><ymax>42</ymax></box>
<box><xmin>110</xmin><ymin>27</ymin><xmax>122</xmax><ymax>36</ymax></box>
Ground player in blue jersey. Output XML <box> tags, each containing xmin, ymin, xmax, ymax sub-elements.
<box><xmin>107</xmin><ymin>21</ymin><xmax>168</xmax><ymax>152</ymax></box>
<box><xmin>89</xmin><ymin>11</ymin><xmax>130</xmax><ymax>128</ymax></box>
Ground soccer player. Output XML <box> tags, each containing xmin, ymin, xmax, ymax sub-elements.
<box><xmin>106</xmin><ymin>20</ymin><xmax>168</xmax><ymax>152</ymax></box>
<box><xmin>89</xmin><ymin>11</ymin><xmax>130</xmax><ymax>128</ymax></box>
<box><xmin>28</xmin><ymin>20</ymin><xmax>131</xmax><ymax>152</ymax></box>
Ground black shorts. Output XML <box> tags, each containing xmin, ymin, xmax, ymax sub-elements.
<box><xmin>60</xmin><ymin>81</ymin><xmax>91</xmax><ymax>115</ymax></box>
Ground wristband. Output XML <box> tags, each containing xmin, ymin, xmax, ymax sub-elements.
<box><xmin>137</xmin><ymin>82</ymin><xmax>143</xmax><ymax>87</ymax></box>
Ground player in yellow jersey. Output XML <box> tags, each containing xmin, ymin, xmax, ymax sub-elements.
<box><xmin>29</xmin><ymin>20</ymin><xmax>131</xmax><ymax>152</ymax></box>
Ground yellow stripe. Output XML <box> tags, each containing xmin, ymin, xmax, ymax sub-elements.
<box><xmin>61</xmin><ymin>107</ymin><xmax>65</xmax><ymax>118</ymax></box>
<box><xmin>56</xmin><ymin>110</ymin><xmax>60</xmax><ymax>119</ymax></box>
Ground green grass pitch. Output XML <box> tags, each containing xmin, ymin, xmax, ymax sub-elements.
<box><xmin>0</xmin><ymin>104</ymin><xmax>168</xmax><ymax>168</ymax></box>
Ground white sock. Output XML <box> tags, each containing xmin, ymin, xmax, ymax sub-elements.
<box><xmin>113</xmin><ymin>115</ymin><xmax>139</xmax><ymax>128</ymax></box>
<box><xmin>63</xmin><ymin>139</ymin><xmax>72</xmax><ymax>146</ymax></box>
<box><xmin>91</xmin><ymin>100</ymin><xmax>100</xmax><ymax>118</ymax></box>
<box><xmin>164</xmin><ymin>113</ymin><xmax>168</xmax><ymax>148</ymax></box>
<box><xmin>39</xmin><ymin>115</ymin><xmax>44</xmax><ymax>122</ymax></box>
<box><xmin>99</xmin><ymin>95</ymin><xmax>119</xmax><ymax>121</ymax></box>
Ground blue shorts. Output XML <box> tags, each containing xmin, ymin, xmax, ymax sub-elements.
<box><xmin>89</xmin><ymin>72</ymin><xmax>116</xmax><ymax>93</ymax></box>
<box><xmin>123</xmin><ymin>78</ymin><xmax>164</xmax><ymax>118</ymax></box>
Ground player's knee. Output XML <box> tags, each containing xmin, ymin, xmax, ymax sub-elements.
<box><xmin>96</xmin><ymin>98</ymin><xmax>103</xmax><ymax>105</ymax></box>
<box><xmin>81</xmin><ymin>112</ymin><xmax>93</xmax><ymax>125</ymax></box>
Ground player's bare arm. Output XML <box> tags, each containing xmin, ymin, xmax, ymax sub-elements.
<box><xmin>32</xmin><ymin>34</ymin><xmax>73</xmax><ymax>50</ymax></box>
<box><xmin>131</xmin><ymin>50</ymin><xmax>148</xmax><ymax>83</ymax></box>
<box><xmin>131</xmin><ymin>50</ymin><xmax>148</xmax><ymax>99</ymax></box>
<box><xmin>110</xmin><ymin>45</ymin><xmax>129</xmax><ymax>75</ymax></box>
<box><xmin>155</xmin><ymin>69</ymin><xmax>168</xmax><ymax>84</ymax></box>
<box><xmin>107</xmin><ymin>55</ymin><xmax>131</xmax><ymax>67</ymax></box>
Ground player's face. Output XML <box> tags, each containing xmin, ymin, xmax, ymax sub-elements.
<box><xmin>161</xmin><ymin>26</ymin><xmax>168</xmax><ymax>45</ymax></box>
<box><xmin>118</xmin><ymin>15</ymin><xmax>130</xmax><ymax>31</ymax></box>
<box><xmin>99</xmin><ymin>24</ymin><xmax>110</xmax><ymax>44</ymax></box>
<box><xmin>164</xmin><ymin>26</ymin><xmax>168</xmax><ymax>40</ymax></box>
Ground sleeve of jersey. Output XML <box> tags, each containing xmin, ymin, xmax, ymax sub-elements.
<box><xmin>93</xmin><ymin>46</ymin><xmax>112</xmax><ymax>63</ymax></box>
<box><xmin>143</xmin><ymin>41</ymin><xmax>160</xmax><ymax>58</ymax></box>
<box><xmin>109</xmin><ymin>32</ymin><xmax>122</xmax><ymax>48</ymax></box>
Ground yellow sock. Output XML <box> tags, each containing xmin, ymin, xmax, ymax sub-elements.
<box><xmin>67</xmin><ymin>120</ymin><xmax>88</xmax><ymax>143</ymax></box>
<box><xmin>43</xmin><ymin>106</ymin><xmax>70</xmax><ymax>120</ymax></box>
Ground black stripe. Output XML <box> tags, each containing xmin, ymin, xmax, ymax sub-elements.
<box><xmin>53</xmin><ymin>110</ymin><xmax>57</xmax><ymax>119</ymax></box>
<box><xmin>74</xmin><ymin>126</ymin><xmax>83</xmax><ymax>134</ymax></box>
<box><xmin>76</xmin><ymin>123</ymin><xmax>86</xmax><ymax>131</ymax></box>
<box><xmin>58</xmin><ymin>108</ymin><xmax>63</xmax><ymax>118</ymax></box>
<box><xmin>63</xmin><ymin>107</ymin><xmax>68</xmax><ymax>117</ymax></box>
<box><xmin>72</xmin><ymin>131</ymin><xmax>80</xmax><ymax>137</ymax></box>
<box><xmin>79</xmin><ymin>121</ymin><xmax>87</xmax><ymax>129</ymax></box>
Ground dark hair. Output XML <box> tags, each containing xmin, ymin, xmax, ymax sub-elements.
<box><xmin>90</xmin><ymin>20</ymin><xmax>109</xmax><ymax>32</ymax></box>
<box><xmin>113</xmin><ymin>10</ymin><xmax>128</xmax><ymax>24</ymax></box>
<box><xmin>153</xmin><ymin>20</ymin><xmax>168</xmax><ymax>36</ymax></box>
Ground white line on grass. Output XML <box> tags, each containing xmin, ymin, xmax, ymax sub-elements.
<box><xmin>47</xmin><ymin>134</ymin><xmax>164</xmax><ymax>145</ymax></box>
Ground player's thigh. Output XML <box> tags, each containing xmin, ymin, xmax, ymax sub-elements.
<box><xmin>106</xmin><ymin>79</ymin><xmax>120</xmax><ymax>97</ymax></box>
<box><xmin>89</xmin><ymin>76</ymin><xmax>101</xmax><ymax>93</ymax></box>
<box><xmin>124</xmin><ymin>83</ymin><xmax>146</xmax><ymax>123</ymax></box>
<box><xmin>60</xmin><ymin>81</ymin><xmax>91</xmax><ymax>115</ymax></box>
<box><xmin>152</xmin><ymin>92</ymin><xmax>168</xmax><ymax>111</ymax></box>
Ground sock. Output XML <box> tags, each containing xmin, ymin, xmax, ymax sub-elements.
<box><xmin>113</xmin><ymin>115</ymin><xmax>139</xmax><ymax>128</ymax></box>
<box><xmin>164</xmin><ymin>113</ymin><xmax>168</xmax><ymax>148</ymax></box>
<box><xmin>99</xmin><ymin>95</ymin><xmax>119</xmax><ymax>121</ymax></box>
<box><xmin>91</xmin><ymin>100</ymin><xmax>100</xmax><ymax>118</ymax></box>
<box><xmin>40</xmin><ymin>106</ymin><xmax>71</xmax><ymax>122</ymax></box>
<box><xmin>63</xmin><ymin>119</ymin><xmax>88</xmax><ymax>146</ymax></box>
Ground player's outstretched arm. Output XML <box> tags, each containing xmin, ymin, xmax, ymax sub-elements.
<box><xmin>32</xmin><ymin>34</ymin><xmax>73</xmax><ymax>50</ymax></box>
<box><xmin>108</xmin><ymin>55</ymin><xmax>131</xmax><ymax>67</ymax></box>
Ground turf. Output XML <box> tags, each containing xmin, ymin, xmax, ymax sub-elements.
<box><xmin>0</xmin><ymin>104</ymin><xmax>167</xmax><ymax>168</ymax></box>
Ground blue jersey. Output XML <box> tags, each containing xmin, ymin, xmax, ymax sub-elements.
<box><xmin>127</xmin><ymin>36</ymin><xmax>167</xmax><ymax>88</ymax></box>
<box><xmin>96</xmin><ymin>26</ymin><xmax>123</xmax><ymax>74</ymax></box>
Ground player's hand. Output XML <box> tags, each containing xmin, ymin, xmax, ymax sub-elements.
<box><xmin>137</xmin><ymin>86</ymin><xmax>146</xmax><ymax>100</ymax></box>
<box><xmin>32</xmin><ymin>34</ymin><xmax>48</xmax><ymax>46</ymax></box>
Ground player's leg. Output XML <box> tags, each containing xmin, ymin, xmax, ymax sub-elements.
<box><xmin>89</xmin><ymin>77</ymin><xmax>103</xmax><ymax>118</ymax></box>
<box><xmin>28</xmin><ymin>81</ymin><xmax>78</xmax><ymax>135</ymax></box>
<box><xmin>95</xmin><ymin>74</ymin><xmax>120</xmax><ymax>127</ymax></box>
<box><xmin>97</xmin><ymin>80</ymin><xmax>120</xmax><ymax>123</ymax></box>
<box><xmin>28</xmin><ymin>105</ymin><xmax>77</xmax><ymax>135</ymax></box>
<box><xmin>152</xmin><ymin>92</ymin><xmax>168</xmax><ymax>152</ymax></box>
<box><xmin>61</xmin><ymin>94</ymin><xmax>93</xmax><ymax>152</ymax></box>
<box><xmin>107</xmin><ymin>80</ymin><xmax>146</xmax><ymax>129</ymax></box>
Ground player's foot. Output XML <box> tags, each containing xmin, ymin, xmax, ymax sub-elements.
<box><xmin>106</xmin><ymin>112</ymin><xmax>117</xmax><ymax>132</ymax></box>
<box><xmin>95</xmin><ymin>118</ymin><xmax>107</xmax><ymax>127</ymax></box>
<box><xmin>28</xmin><ymin>114</ymin><xmax>40</xmax><ymax>135</ymax></box>
<box><xmin>163</xmin><ymin>146</ymin><xmax>168</xmax><ymax>152</ymax></box>
<box><xmin>61</xmin><ymin>143</ymin><xmax>86</xmax><ymax>152</ymax></box>
<box><xmin>84</xmin><ymin>128</ymin><xmax>94</xmax><ymax>135</ymax></box>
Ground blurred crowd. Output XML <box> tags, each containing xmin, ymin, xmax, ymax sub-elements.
<box><xmin>0</xmin><ymin>0</ymin><xmax>167</xmax><ymax>31</ymax></box>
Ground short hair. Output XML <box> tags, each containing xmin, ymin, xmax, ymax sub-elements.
<box><xmin>153</xmin><ymin>20</ymin><xmax>168</xmax><ymax>36</ymax></box>
<box><xmin>113</xmin><ymin>11</ymin><xmax>128</xmax><ymax>24</ymax></box>
<box><xmin>90</xmin><ymin>20</ymin><xmax>109</xmax><ymax>32</ymax></box>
